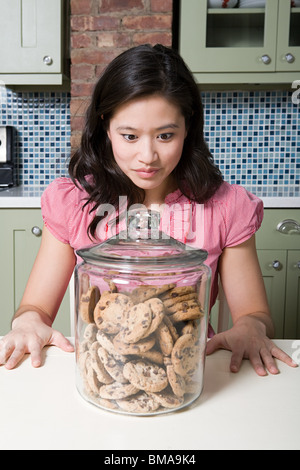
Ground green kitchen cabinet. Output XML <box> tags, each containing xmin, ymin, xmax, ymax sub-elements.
<box><xmin>0</xmin><ymin>208</ymin><xmax>70</xmax><ymax>336</ymax></box>
<box><xmin>256</xmin><ymin>249</ymin><xmax>287</xmax><ymax>338</ymax></box>
<box><xmin>256</xmin><ymin>209</ymin><xmax>300</xmax><ymax>339</ymax></box>
<box><xmin>285</xmin><ymin>250</ymin><xmax>300</xmax><ymax>339</ymax></box>
<box><xmin>0</xmin><ymin>0</ymin><xmax>68</xmax><ymax>85</ymax></box>
<box><xmin>210</xmin><ymin>209</ymin><xmax>300</xmax><ymax>339</ymax></box>
<box><xmin>179</xmin><ymin>0</ymin><xmax>300</xmax><ymax>84</ymax></box>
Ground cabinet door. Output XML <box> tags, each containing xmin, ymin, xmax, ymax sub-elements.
<box><xmin>284</xmin><ymin>250</ymin><xmax>300</xmax><ymax>339</ymax></box>
<box><xmin>0</xmin><ymin>0</ymin><xmax>62</xmax><ymax>74</ymax></box>
<box><xmin>276</xmin><ymin>0</ymin><xmax>300</xmax><ymax>72</ymax></box>
<box><xmin>179</xmin><ymin>0</ymin><xmax>278</xmax><ymax>73</ymax></box>
<box><xmin>0</xmin><ymin>209</ymin><xmax>70</xmax><ymax>336</ymax></box>
<box><xmin>257</xmin><ymin>249</ymin><xmax>286</xmax><ymax>338</ymax></box>
<box><xmin>256</xmin><ymin>209</ymin><xmax>300</xmax><ymax>250</ymax></box>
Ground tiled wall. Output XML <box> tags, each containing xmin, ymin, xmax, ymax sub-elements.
<box><xmin>0</xmin><ymin>87</ymin><xmax>71</xmax><ymax>186</ymax></box>
<box><xmin>0</xmin><ymin>87</ymin><xmax>299</xmax><ymax>196</ymax></box>
<box><xmin>202</xmin><ymin>90</ymin><xmax>300</xmax><ymax>197</ymax></box>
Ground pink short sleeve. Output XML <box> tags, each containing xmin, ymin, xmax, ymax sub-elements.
<box><xmin>223</xmin><ymin>184</ymin><xmax>263</xmax><ymax>248</ymax></box>
<box><xmin>41</xmin><ymin>177</ymin><xmax>77</xmax><ymax>244</ymax></box>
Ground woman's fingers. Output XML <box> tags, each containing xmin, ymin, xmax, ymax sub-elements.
<box><xmin>229</xmin><ymin>349</ymin><xmax>245</xmax><ymax>373</ymax></box>
<box><xmin>49</xmin><ymin>330</ymin><xmax>74</xmax><ymax>352</ymax></box>
<box><xmin>0</xmin><ymin>328</ymin><xmax>74</xmax><ymax>370</ymax></box>
<box><xmin>0</xmin><ymin>340</ymin><xmax>14</xmax><ymax>365</ymax></box>
<box><xmin>270</xmin><ymin>344</ymin><xmax>298</xmax><ymax>368</ymax></box>
<box><xmin>257</xmin><ymin>347</ymin><xmax>279</xmax><ymax>375</ymax></box>
<box><xmin>2</xmin><ymin>344</ymin><xmax>27</xmax><ymax>370</ymax></box>
<box><xmin>206</xmin><ymin>331</ymin><xmax>298</xmax><ymax>376</ymax></box>
<box><xmin>206</xmin><ymin>333</ymin><xmax>228</xmax><ymax>355</ymax></box>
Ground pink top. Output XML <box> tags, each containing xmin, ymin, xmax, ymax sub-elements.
<box><xmin>41</xmin><ymin>177</ymin><xmax>263</xmax><ymax>323</ymax></box>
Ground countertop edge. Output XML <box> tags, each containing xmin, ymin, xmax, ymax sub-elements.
<box><xmin>0</xmin><ymin>186</ymin><xmax>299</xmax><ymax>209</ymax></box>
<box><xmin>261</xmin><ymin>197</ymin><xmax>300</xmax><ymax>208</ymax></box>
<box><xmin>0</xmin><ymin>197</ymin><xmax>41</xmax><ymax>208</ymax></box>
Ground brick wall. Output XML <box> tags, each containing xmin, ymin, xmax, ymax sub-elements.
<box><xmin>70</xmin><ymin>0</ymin><xmax>174</xmax><ymax>150</ymax></box>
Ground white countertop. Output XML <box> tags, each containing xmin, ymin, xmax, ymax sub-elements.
<box><xmin>0</xmin><ymin>185</ymin><xmax>299</xmax><ymax>208</ymax></box>
<box><xmin>0</xmin><ymin>339</ymin><xmax>299</xmax><ymax>450</ymax></box>
<box><xmin>0</xmin><ymin>185</ymin><xmax>45</xmax><ymax>208</ymax></box>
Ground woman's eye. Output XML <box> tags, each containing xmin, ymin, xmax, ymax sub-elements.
<box><xmin>123</xmin><ymin>134</ymin><xmax>137</xmax><ymax>141</ymax></box>
<box><xmin>158</xmin><ymin>133</ymin><xmax>173</xmax><ymax>141</ymax></box>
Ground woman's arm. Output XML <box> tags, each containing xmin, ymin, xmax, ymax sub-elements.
<box><xmin>0</xmin><ymin>225</ymin><xmax>76</xmax><ymax>369</ymax></box>
<box><xmin>206</xmin><ymin>235</ymin><xmax>298</xmax><ymax>375</ymax></box>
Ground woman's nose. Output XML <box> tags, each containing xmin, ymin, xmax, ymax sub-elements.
<box><xmin>138</xmin><ymin>137</ymin><xmax>158</xmax><ymax>164</ymax></box>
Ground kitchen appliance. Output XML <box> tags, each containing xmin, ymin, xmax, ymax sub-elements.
<box><xmin>74</xmin><ymin>208</ymin><xmax>211</xmax><ymax>415</ymax></box>
<box><xmin>0</xmin><ymin>126</ymin><xmax>17</xmax><ymax>187</ymax></box>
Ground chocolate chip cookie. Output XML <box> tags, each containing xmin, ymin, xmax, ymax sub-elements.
<box><xmin>117</xmin><ymin>303</ymin><xmax>152</xmax><ymax>344</ymax></box>
<box><xmin>123</xmin><ymin>360</ymin><xmax>168</xmax><ymax>393</ymax></box>
<box><xmin>79</xmin><ymin>285</ymin><xmax>100</xmax><ymax>323</ymax></box>
<box><xmin>116</xmin><ymin>392</ymin><xmax>160</xmax><ymax>413</ymax></box>
<box><xmin>94</xmin><ymin>292</ymin><xmax>133</xmax><ymax>333</ymax></box>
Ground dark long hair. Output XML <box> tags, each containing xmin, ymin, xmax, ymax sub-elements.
<box><xmin>69</xmin><ymin>44</ymin><xmax>223</xmax><ymax>238</ymax></box>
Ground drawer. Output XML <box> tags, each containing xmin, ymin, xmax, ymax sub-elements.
<box><xmin>256</xmin><ymin>209</ymin><xmax>300</xmax><ymax>250</ymax></box>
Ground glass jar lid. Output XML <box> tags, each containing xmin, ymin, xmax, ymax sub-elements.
<box><xmin>76</xmin><ymin>209</ymin><xmax>208</xmax><ymax>273</ymax></box>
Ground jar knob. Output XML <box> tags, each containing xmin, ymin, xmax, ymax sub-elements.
<box><xmin>127</xmin><ymin>208</ymin><xmax>160</xmax><ymax>240</ymax></box>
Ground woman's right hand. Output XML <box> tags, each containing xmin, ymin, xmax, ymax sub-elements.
<box><xmin>0</xmin><ymin>311</ymin><xmax>74</xmax><ymax>370</ymax></box>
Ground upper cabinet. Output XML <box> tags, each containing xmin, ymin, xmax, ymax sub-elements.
<box><xmin>0</xmin><ymin>0</ymin><xmax>69</xmax><ymax>85</ymax></box>
<box><xmin>179</xmin><ymin>0</ymin><xmax>300</xmax><ymax>85</ymax></box>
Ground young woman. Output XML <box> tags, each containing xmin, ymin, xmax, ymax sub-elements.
<box><xmin>0</xmin><ymin>44</ymin><xmax>296</xmax><ymax>375</ymax></box>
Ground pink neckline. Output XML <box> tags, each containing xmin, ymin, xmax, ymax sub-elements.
<box><xmin>164</xmin><ymin>188</ymin><xmax>187</xmax><ymax>204</ymax></box>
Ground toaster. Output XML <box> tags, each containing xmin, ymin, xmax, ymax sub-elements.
<box><xmin>0</xmin><ymin>126</ymin><xmax>17</xmax><ymax>187</ymax></box>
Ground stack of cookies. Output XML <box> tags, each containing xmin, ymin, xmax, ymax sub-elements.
<box><xmin>77</xmin><ymin>280</ymin><xmax>205</xmax><ymax>414</ymax></box>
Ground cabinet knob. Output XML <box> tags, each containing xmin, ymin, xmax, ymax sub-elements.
<box><xmin>276</xmin><ymin>219</ymin><xmax>300</xmax><ymax>235</ymax></box>
<box><xmin>285</xmin><ymin>53</ymin><xmax>295</xmax><ymax>64</ymax></box>
<box><xmin>261</xmin><ymin>54</ymin><xmax>271</xmax><ymax>65</ymax></box>
<box><xmin>31</xmin><ymin>226</ymin><xmax>42</xmax><ymax>237</ymax></box>
<box><xmin>43</xmin><ymin>56</ymin><xmax>53</xmax><ymax>66</ymax></box>
<box><xmin>272</xmin><ymin>260</ymin><xmax>282</xmax><ymax>271</ymax></box>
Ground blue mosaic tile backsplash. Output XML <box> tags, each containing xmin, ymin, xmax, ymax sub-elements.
<box><xmin>0</xmin><ymin>87</ymin><xmax>299</xmax><ymax>197</ymax></box>
<box><xmin>0</xmin><ymin>87</ymin><xmax>71</xmax><ymax>186</ymax></box>
<box><xmin>202</xmin><ymin>90</ymin><xmax>300</xmax><ymax>197</ymax></box>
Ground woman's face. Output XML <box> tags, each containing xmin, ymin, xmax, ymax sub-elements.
<box><xmin>107</xmin><ymin>95</ymin><xmax>187</xmax><ymax>205</ymax></box>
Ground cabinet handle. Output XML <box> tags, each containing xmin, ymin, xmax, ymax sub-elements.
<box><xmin>43</xmin><ymin>56</ymin><xmax>53</xmax><ymax>66</ymax></box>
<box><xmin>272</xmin><ymin>260</ymin><xmax>282</xmax><ymax>271</ymax></box>
<box><xmin>31</xmin><ymin>226</ymin><xmax>42</xmax><ymax>237</ymax></box>
<box><xmin>261</xmin><ymin>54</ymin><xmax>271</xmax><ymax>65</ymax></box>
<box><xmin>285</xmin><ymin>53</ymin><xmax>295</xmax><ymax>64</ymax></box>
<box><xmin>276</xmin><ymin>219</ymin><xmax>300</xmax><ymax>235</ymax></box>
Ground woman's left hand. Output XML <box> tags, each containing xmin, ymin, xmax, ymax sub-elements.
<box><xmin>206</xmin><ymin>315</ymin><xmax>298</xmax><ymax>376</ymax></box>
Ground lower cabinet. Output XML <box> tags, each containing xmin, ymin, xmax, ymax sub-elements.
<box><xmin>256</xmin><ymin>209</ymin><xmax>300</xmax><ymax>339</ymax></box>
<box><xmin>210</xmin><ymin>208</ymin><xmax>300</xmax><ymax>339</ymax></box>
<box><xmin>256</xmin><ymin>249</ymin><xmax>300</xmax><ymax>338</ymax></box>
<box><xmin>0</xmin><ymin>208</ymin><xmax>70</xmax><ymax>336</ymax></box>
<box><xmin>285</xmin><ymin>250</ymin><xmax>300</xmax><ymax>338</ymax></box>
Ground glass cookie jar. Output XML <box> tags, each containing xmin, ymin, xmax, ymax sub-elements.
<box><xmin>75</xmin><ymin>209</ymin><xmax>211</xmax><ymax>415</ymax></box>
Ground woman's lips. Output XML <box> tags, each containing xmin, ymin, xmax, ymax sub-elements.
<box><xmin>134</xmin><ymin>168</ymin><xmax>160</xmax><ymax>178</ymax></box>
